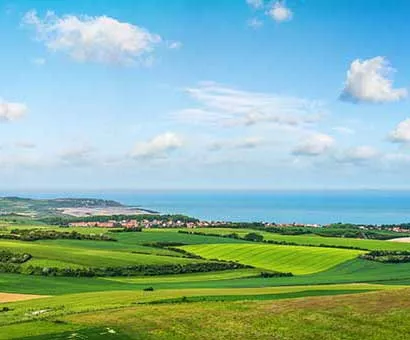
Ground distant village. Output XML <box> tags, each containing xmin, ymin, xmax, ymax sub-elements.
<box><xmin>68</xmin><ymin>218</ymin><xmax>410</xmax><ymax>233</ymax></box>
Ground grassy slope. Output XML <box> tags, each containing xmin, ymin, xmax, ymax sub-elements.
<box><xmin>2</xmin><ymin>259</ymin><xmax>410</xmax><ymax>294</ymax></box>
<box><xmin>0</xmin><ymin>240</ymin><xmax>197</xmax><ymax>268</ymax></box>
<box><xmin>1</xmin><ymin>287</ymin><xmax>409</xmax><ymax>339</ymax></box>
<box><xmin>0</xmin><ymin>284</ymin><xmax>396</xmax><ymax>326</ymax></box>
<box><xmin>169</xmin><ymin>227</ymin><xmax>410</xmax><ymax>250</ymax></box>
<box><xmin>181</xmin><ymin>243</ymin><xmax>364</xmax><ymax>274</ymax></box>
<box><xmin>113</xmin><ymin>230</ymin><xmax>250</xmax><ymax>245</ymax></box>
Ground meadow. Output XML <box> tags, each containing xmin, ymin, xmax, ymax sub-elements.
<box><xmin>1</xmin><ymin>223</ymin><xmax>410</xmax><ymax>339</ymax></box>
<box><xmin>181</xmin><ymin>243</ymin><xmax>364</xmax><ymax>274</ymax></box>
<box><xmin>179</xmin><ymin>227</ymin><xmax>410</xmax><ymax>250</ymax></box>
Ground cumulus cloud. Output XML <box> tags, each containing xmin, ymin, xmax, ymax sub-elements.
<box><xmin>175</xmin><ymin>82</ymin><xmax>324</xmax><ymax>128</ymax></box>
<box><xmin>23</xmin><ymin>10</ymin><xmax>163</xmax><ymax>65</ymax></box>
<box><xmin>338</xmin><ymin>146</ymin><xmax>379</xmax><ymax>164</ymax></box>
<box><xmin>389</xmin><ymin>118</ymin><xmax>410</xmax><ymax>143</ymax></box>
<box><xmin>0</xmin><ymin>99</ymin><xmax>27</xmax><ymax>122</ymax></box>
<box><xmin>131</xmin><ymin>132</ymin><xmax>183</xmax><ymax>159</ymax></box>
<box><xmin>267</xmin><ymin>1</ymin><xmax>293</xmax><ymax>22</ymax></box>
<box><xmin>340</xmin><ymin>56</ymin><xmax>407</xmax><ymax>103</ymax></box>
<box><xmin>293</xmin><ymin>133</ymin><xmax>335</xmax><ymax>156</ymax></box>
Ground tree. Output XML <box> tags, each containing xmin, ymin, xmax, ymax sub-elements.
<box><xmin>243</xmin><ymin>232</ymin><xmax>264</xmax><ymax>242</ymax></box>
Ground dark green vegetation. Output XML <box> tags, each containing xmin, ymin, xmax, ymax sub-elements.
<box><xmin>198</xmin><ymin>221</ymin><xmax>410</xmax><ymax>239</ymax></box>
<box><xmin>360</xmin><ymin>250</ymin><xmax>410</xmax><ymax>263</ymax></box>
<box><xmin>0</xmin><ymin>229</ymin><xmax>116</xmax><ymax>241</ymax></box>
<box><xmin>1</xmin><ymin>198</ymin><xmax>410</xmax><ymax>339</ymax></box>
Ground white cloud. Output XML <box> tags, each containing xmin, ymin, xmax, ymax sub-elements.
<box><xmin>208</xmin><ymin>137</ymin><xmax>263</xmax><ymax>151</ymax></box>
<box><xmin>246</xmin><ymin>0</ymin><xmax>264</xmax><ymax>9</ymax></box>
<box><xmin>59</xmin><ymin>145</ymin><xmax>94</xmax><ymax>166</ymax></box>
<box><xmin>131</xmin><ymin>132</ymin><xmax>183</xmax><ymax>159</ymax></box>
<box><xmin>23</xmin><ymin>10</ymin><xmax>162</xmax><ymax>65</ymax></box>
<box><xmin>339</xmin><ymin>146</ymin><xmax>379</xmax><ymax>163</ymax></box>
<box><xmin>0</xmin><ymin>99</ymin><xmax>27</xmax><ymax>122</ymax></box>
<box><xmin>167</xmin><ymin>41</ymin><xmax>182</xmax><ymax>49</ymax></box>
<box><xmin>175</xmin><ymin>82</ymin><xmax>324</xmax><ymax>128</ymax></box>
<box><xmin>293</xmin><ymin>133</ymin><xmax>335</xmax><ymax>156</ymax></box>
<box><xmin>340</xmin><ymin>56</ymin><xmax>407</xmax><ymax>103</ymax></box>
<box><xmin>247</xmin><ymin>18</ymin><xmax>263</xmax><ymax>29</ymax></box>
<box><xmin>390</xmin><ymin>118</ymin><xmax>410</xmax><ymax>143</ymax></box>
<box><xmin>267</xmin><ymin>1</ymin><xmax>293</xmax><ymax>22</ymax></box>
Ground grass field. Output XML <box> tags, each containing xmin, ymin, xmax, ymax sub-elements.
<box><xmin>171</xmin><ymin>227</ymin><xmax>410</xmax><ymax>251</ymax></box>
<box><xmin>0</xmin><ymin>239</ymin><xmax>198</xmax><ymax>268</ymax></box>
<box><xmin>181</xmin><ymin>243</ymin><xmax>364</xmax><ymax>274</ymax></box>
<box><xmin>2</xmin><ymin>225</ymin><xmax>410</xmax><ymax>339</ymax></box>
<box><xmin>1</xmin><ymin>287</ymin><xmax>409</xmax><ymax>339</ymax></box>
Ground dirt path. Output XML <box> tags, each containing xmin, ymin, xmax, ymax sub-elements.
<box><xmin>388</xmin><ymin>237</ymin><xmax>410</xmax><ymax>243</ymax></box>
<box><xmin>0</xmin><ymin>292</ymin><xmax>50</xmax><ymax>303</ymax></box>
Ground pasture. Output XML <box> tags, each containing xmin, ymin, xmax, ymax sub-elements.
<box><xmin>181</xmin><ymin>243</ymin><xmax>364</xmax><ymax>274</ymax></box>
<box><xmin>0</xmin><ymin>239</ymin><xmax>198</xmax><ymax>268</ymax></box>
<box><xmin>1</xmin><ymin>288</ymin><xmax>409</xmax><ymax>339</ymax></box>
<box><xmin>1</xmin><ymin>224</ymin><xmax>410</xmax><ymax>339</ymax></box>
<box><xmin>174</xmin><ymin>227</ymin><xmax>410</xmax><ymax>251</ymax></box>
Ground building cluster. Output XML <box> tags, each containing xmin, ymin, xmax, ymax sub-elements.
<box><xmin>68</xmin><ymin>219</ymin><xmax>228</xmax><ymax>229</ymax></box>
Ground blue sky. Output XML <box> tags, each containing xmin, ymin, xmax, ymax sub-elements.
<box><xmin>1</xmin><ymin>0</ymin><xmax>410</xmax><ymax>190</ymax></box>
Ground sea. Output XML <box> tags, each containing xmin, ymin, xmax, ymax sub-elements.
<box><xmin>4</xmin><ymin>190</ymin><xmax>410</xmax><ymax>225</ymax></box>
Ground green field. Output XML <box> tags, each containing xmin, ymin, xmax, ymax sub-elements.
<box><xmin>181</xmin><ymin>243</ymin><xmax>364</xmax><ymax>274</ymax></box>
<box><xmin>0</xmin><ymin>239</ymin><xmax>198</xmax><ymax>268</ymax></box>
<box><xmin>2</xmin><ymin>223</ymin><xmax>410</xmax><ymax>339</ymax></box>
<box><xmin>1</xmin><ymin>287</ymin><xmax>409</xmax><ymax>339</ymax></box>
<box><xmin>178</xmin><ymin>227</ymin><xmax>410</xmax><ymax>250</ymax></box>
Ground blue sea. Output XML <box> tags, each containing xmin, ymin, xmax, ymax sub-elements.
<box><xmin>4</xmin><ymin>190</ymin><xmax>410</xmax><ymax>225</ymax></box>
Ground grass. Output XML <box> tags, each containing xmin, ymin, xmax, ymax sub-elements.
<box><xmin>0</xmin><ymin>284</ymin><xmax>396</xmax><ymax>326</ymax></box>
<box><xmin>3</xmin><ymin>258</ymin><xmax>410</xmax><ymax>295</ymax></box>
<box><xmin>102</xmin><ymin>269</ymin><xmax>261</xmax><ymax>284</ymax></box>
<box><xmin>1</xmin><ymin>287</ymin><xmax>409</xmax><ymax>339</ymax></box>
<box><xmin>163</xmin><ymin>227</ymin><xmax>410</xmax><ymax>251</ymax></box>
<box><xmin>0</xmin><ymin>239</ymin><xmax>198</xmax><ymax>268</ymax></box>
<box><xmin>113</xmin><ymin>230</ymin><xmax>250</xmax><ymax>245</ymax></box>
<box><xmin>181</xmin><ymin>243</ymin><xmax>364</xmax><ymax>274</ymax></box>
<box><xmin>35</xmin><ymin>239</ymin><xmax>184</xmax><ymax>257</ymax></box>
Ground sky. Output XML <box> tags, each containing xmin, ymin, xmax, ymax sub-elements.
<box><xmin>2</xmin><ymin>0</ymin><xmax>410</xmax><ymax>190</ymax></box>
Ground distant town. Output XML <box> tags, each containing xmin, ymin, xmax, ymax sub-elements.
<box><xmin>67</xmin><ymin>218</ymin><xmax>410</xmax><ymax>233</ymax></box>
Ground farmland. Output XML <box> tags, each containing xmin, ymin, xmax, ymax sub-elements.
<box><xmin>181</xmin><ymin>244</ymin><xmax>364</xmax><ymax>274</ymax></box>
<box><xmin>1</xmin><ymin>213</ymin><xmax>410</xmax><ymax>339</ymax></box>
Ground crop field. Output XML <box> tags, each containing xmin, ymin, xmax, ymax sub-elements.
<box><xmin>174</xmin><ymin>227</ymin><xmax>410</xmax><ymax>251</ymax></box>
<box><xmin>0</xmin><ymin>240</ymin><xmax>198</xmax><ymax>268</ymax></box>
<box><xmin>181</xmin><ymin>243</ymin><xmax>364</xmax><ymax>274</ymax></box>
<box><xmin>114</xmin><ymin>230</ymin><xmax>250</xmax><ymax>245</ymax></box>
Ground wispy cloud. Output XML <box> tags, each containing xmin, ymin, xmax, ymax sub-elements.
<box><xmin>174</xmin><ymin>82</ymin><xmax>324</xmax><ymax>128</ymax></box>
